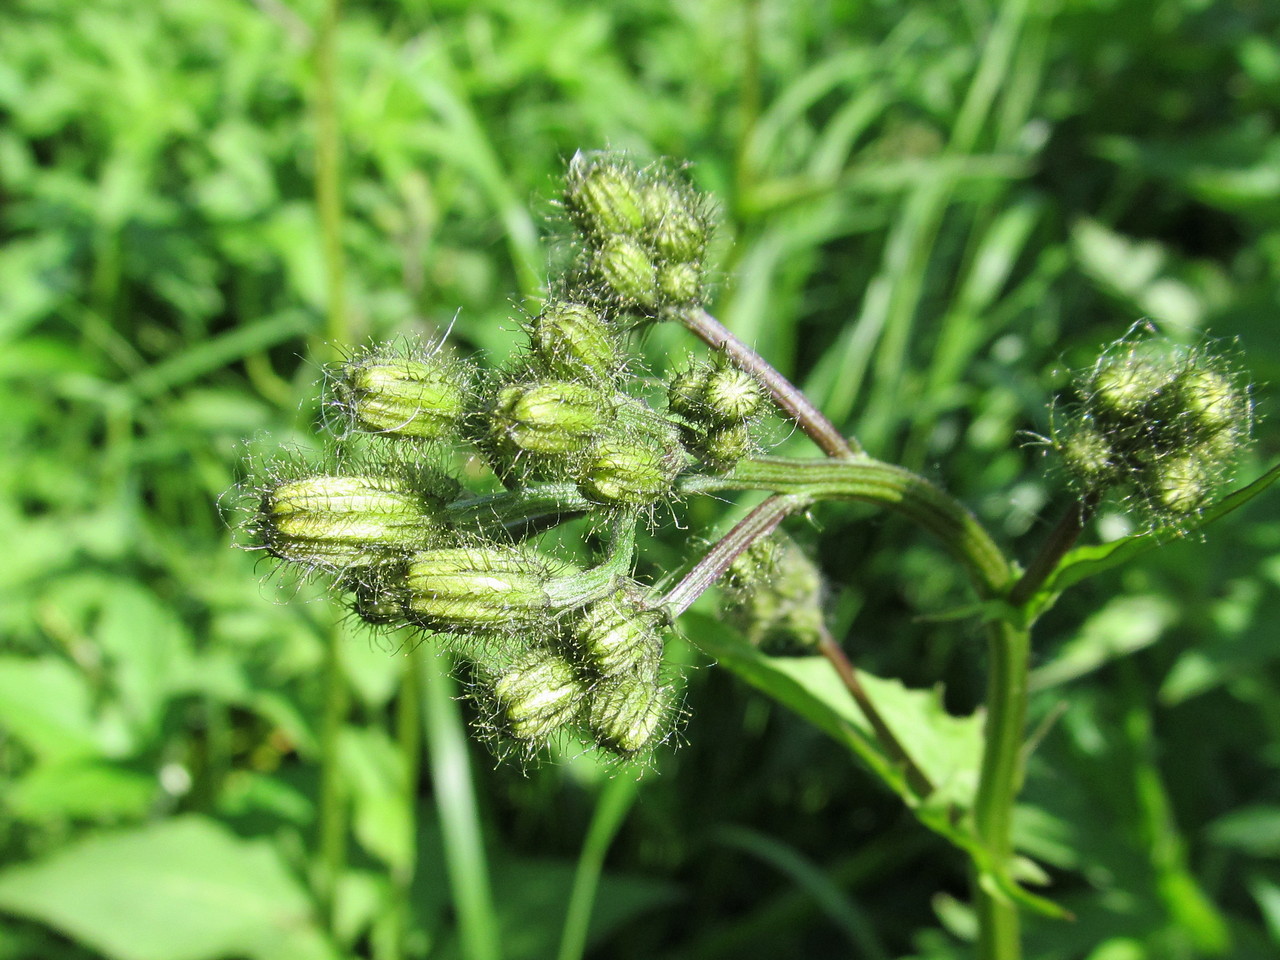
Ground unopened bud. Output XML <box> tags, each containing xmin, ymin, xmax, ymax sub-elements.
<box><xmin>338</xmin><ymin>356</ymin><xmax>468</xmax><ymax>440</ymax></box>
<box><xmin>530</xmin><ymin>301</ymin><xmax>619</xmax><ymax>380</ymax></box>
<box><xmin>656</xmin><ymin>262</ymin><xmax>702</xmax><ymax>304</ymax></box>
<box><xmin>589</xmin><ymin>675</ymin><xmax>670</xmax><ymax>755</ymax></box>
<box><xmin>669</xmin><ymin>361</ymin><xmax>761</xmax><ymax>425</ymax></box>
<box><xmin>724</xmin><ymin>532</ymin><xmax>825</xmax><ymax>651</ymax></box>
<box><xmin>595</xmin><ymin>236</ymin><xmax>658</xmax><ymax>308</ymax></box>
<box><xmin>564</xmin><ymin>155</ymin><xmax>646</xmax><ymax>239</ymax></box>
<box><xmin>1149</xmin><ymin>453</ymin><xmax>1213</xmax><ymax>516</ymax></box>
<box><xmin>641</xmin><ymin>180</ymin><xmax>709</xmax><ymax>262</ymax></box>
<box><xmin>1089</xmin><ymin>347</ymin><xmax>1177</xmax><ymax>421</ymax></box>
<box><xmin>406</xmin><ymin>546</ymin><xmax>552</xmax><ymax>629</ymax></box>
<box><xmin>1175</xmin><ymin>367</ymin><xmax>1243</xmax><ymax>437</ymax></box>
<box><xmin>260</xmin><ymin>476</ymin><xmax>437</xmax><ymax>568</ymax></box>
<box><xmin>1058</xmin><ymin>424</ymin><xmax>1119</xmax><ymax>490</ymax></box>
<box><xmin>696</xmin><ymin>422</ymin><xmax>754</xmax><ymax>473</ymax></box>
<box><xmin>577</xmin><ymin>404</ymin><xmax>683</xmax><ymax>505</ymax></box>
<box><xmin>492</xmin><ymin>381</ymin><xmax>610</xmax><ymax>455</ymax></box>
<box><xmin>574</xmin><ymin>594</ymin><xmax>664</xmax><ymax>678</ymax></box>
<box><xmin>491</xmin><ymin>651</ymin><xmax>588</xmax><ymax>742</ymax></box>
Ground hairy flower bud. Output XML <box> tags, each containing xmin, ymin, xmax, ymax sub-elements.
<box><xmin>337</xmin><ymin>355</ymin><xmax>469</xmax><ymax>440</ymax></box>
<box><xmin>696</xmin><ymin>422</ymin><xmax>754</xmax><ymax>473</ymax></box>
<box><xmin>594</xmin><ymin>236</ymin><xmax>659</xmax><ymax>308</ymax></box>
<box><xmin>1054</xmin><ymin>325</ymin><xmax>1252</xmax><ymax>526</ymax></box>
<box><xmin>589</xmin><ymin>675</ymin><xmax>671</xmax><ymax>756</ymax></box>
<box><xmin>530</xmin><ymin>300</ymin><xmax>620</xmax><ymax>381</ymax></box>
<box><xmin>640</xmin><ymin>179</ymin><xmax>710</xmax><ymax>262</ymax></box>
<box><xmin>724</xmin><ymin>532</ymin><xmax>826</xmax><ymax>651</ymax></box>
<box><xmin>656</xmin><ymin>262</ymin><xmax>702</xmax><ymax>305</ymax></box>
<box><xmin>405</xmin><ymin>546</ymin><xmax>554</xmax><ymax>629</ymax></box>
<box><xmin>491</xmin><ymin>650</ymin><xmax>589</xmax><ymax>743</ymax></box>
<box><xmin>669</xmin><ymin>360</ymin><xmax>761</xmax><ymax>426</ymax></box>
<box><xmin>491</xmin><ymin>381</ymin><xmax>610</xmax><ymax>455</ymax></box>
<box><xmin>259</xmin><ymin>476</ymin><xmax>438</xmax><ymax>569</ymax></box>
<box><xmin>577</xmin><ymin>403</ymin><xmax>684</xmax><ymax>505</ymax></box>
<box><xmin>574</xmin><ymin>594</ymin><xmax>665</xmax><ymax>678</ymax></box>
<box><xmin>564</xmin><ymin>154</ymin><xmax>646</xmax><ymax>239</ymax></box>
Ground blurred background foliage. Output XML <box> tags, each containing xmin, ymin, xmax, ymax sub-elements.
<box><xmin>1</xmin><ymin>0</ymin><xmax>1279</xmax><ymax>958</ymax></box>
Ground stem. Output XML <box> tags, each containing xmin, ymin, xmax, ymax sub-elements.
<box><xmin>816</xmin><ymin>628</ymin><xmax>934</xmax><ymax>799</ymax></box>
<box><xmin>315</xmin><ymin>624</ymin><xmax>348</xmax><ymax>929</ymax></box>
<box><xmin>388</xmin><ymin>646</ymin><xmax>424</xmax><ymax>960</ymax></box>
<box><xmin>672</xmin><ymin>306</ymin><xmax>862</xmax><ymax>458</ymax></box>
<box><xmin>1006</xmin><ymin>498</ymin><xmax>1096</xmax><ymax>610</ymax></box>
<box><xmin>972</xmin><ymin>619</ymin><xmax>1030</xmax><ymax>960</ymax></box>
<box><xmin>555</xmin><ymin>774</ymin><xmax>642</xmax><ymax>960</ymax></box>
<box><xmin>312</xmin><ymin>0</ymin><xmax>349</xmax><ymax>932</ymax></box>
<box><xmin>421</xmin><ymin>653</ymin><xmax>502</xmax><ymax>960</ymax></box>
<box><xmin>660</xmin><ymin>494</ymin><xmax>810</xmax><ymax>616</ymax></box>
<box><xmin>686</xmin><ymin>456</ymin><xmax>1014</xmax><ymax>599</ymax></box>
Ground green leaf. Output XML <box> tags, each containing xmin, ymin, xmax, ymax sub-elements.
<box><xmin>681</xmin><ymin>613</ymin><xmax>982</xmax><ymax>814</ymax></box>
<box><xmin>1030</xmin><ymin>594</ymin><xmax>1178</xmax><ymax>691</ymax></box>
<box><xmin>0</xmin><ymin>656</ymin><xmax>99</xmax><ymax>762</ymax></box>
<box><xmin>0</xmin><ymin>816</ymin><xmax>337</xmax><ymax>960</ymax></box>
<box><xmin>1030</xmin><ymin>461</ymin><xmax>1280</xmax><ymax>616</ymax></box>
<box><xmin>7</xmin><ymin>759</ymin><xmax>156</xmax><ymax>822</ymax></box>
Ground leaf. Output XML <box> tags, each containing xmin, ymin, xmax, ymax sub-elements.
<box><xmin>1030</xmin><ymin>462</ymin><xmax>1280</xmax><ymax>617</ymax></box>
<box><xmin>0</xmin><ymin>656</ymin><xmax>99</xmax><ymax>762</ymax></box>
<box><xmin>0</xmin><ymin>816</ymin><xmax>337</xmax><ymax>960</ymax></box>
<box><xmin>7</xmin><ymin>759</ymin><xmax>156</xmax><ymax>822</ymax></box>
<box><xmin>681</xmin><ymin>613</ymin><xmax>982</xmax><ymax>814</ymax></box>
<box><xmin>1029</xmin><ymin>594</ymin><xmax>1178</xmax><ymax>691</ymax></box>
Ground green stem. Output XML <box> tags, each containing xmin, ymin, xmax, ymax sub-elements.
<box><xmin>388</xmin><ymin>646</ymin><xmax>424</xmax><ymax>960</ymax></box>
<box><xmin>421</xmin><ymin>653</ymin><xmax>502</xmax><ymax>960</ymax></box>
<box><xmin>972</xmin><ymin>619</ymin><xmax>1030</xmax><ymax>960</ymax></box>
<box><xmin>688</xmin><ymin>456</ymin><xmax>1014</xmax><ymax>598</ymax></box>
<box><xmin>555</xmin><ymin>774</ymin><xmax>642</xmax><ymax>960</ymax></box>
<box><xmin>316</xmin><ymin>623</ymin><xmax>349</xmax><ymax>929</ymax></box>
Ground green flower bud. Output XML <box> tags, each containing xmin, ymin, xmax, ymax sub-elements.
<box><xmin>595</xmin><ymin>236</ymin><xmax>658</xmax><ymax>308</ymax></box>
<box><xmin>577</xmin><ymin>402</ymin><xmax>684</xmax><ymax>505</ymax></box>
<box><xmin>1175</xmin><ymin>367</ymin><xmax>1244</xmax><ymax>437</ymax></box>
<box><xmin>574</xmin><ymin>594</ymin><xmax>665</xmax><ymax>678</ymax></box>
<box><xmin>589</xmin><ymin>675</ymin><xmax>671</xmax><ymax>756</ymax></box>
<box><xmin>1058</xmin><ymin>424</ymin><xmax>1120</xmax><ymax>491</ymax></box>
<box><xmin>669</xmin><ymin>360</ymin><xmax>761</xmax><ymax>425</ymax></box>
<box><xmin>491</xmin><ymin>650</ymin><xmax>588</xmax><ymax>743</ymax></box>
<box><xmin>260</xmin><ymin>476</ymin><xmax>437</xmax><ymax>569</ymax></box>
<box><xmin>338</xmin><ymin>356</ymin><xmax>469</xmax><ymax>439</ymax></box>
<box><xmin>724</xmin><ymin>532</ymin><xmax>825</xmax><ymax>652</ymax></box>
<box><xmin>696</xmin><ymin>422</ymin><xmax>754</xmax><ymax>473</ymax></box>
<box><xmin>492</xmin><ymin>381</ymin><xmax>610</xmax><ymax>455</ymax></box>
<box><xmin>405</xmin><ymin>546</ymin><xmax>553</xmax><ymax>629</ymax></box>
<box><xmin>352</xmin><ymin>579</ymin><xmax>410</xmax><ymax>625</ymax></box>
<box><xmin>656</xmin><ymin>262</ymin><xmax>702</xmax><ymax>304</ymax></box>
<box><xmin>640</xmin><ymin>180</ymin><xmax>709</xmax><ymax>262</ymax></box>
<box><xmin>564</xmin><ymin>154</ymin><xmax>646</xmax><ymax>239</ymax></box>
<box><xmin>1089</xmin><ymin>346</ymin><xmax>1177</xmax><ymax>421</ymax></box>
<box><xmin>1147</xmin><ymin>453</ymin><xmax>1213</xmax><ymax>516</ymax></box>
<box><xmin>530</xmin><ymin>300</ymin><xmax>619</xmax><ymax>380</ymax></box>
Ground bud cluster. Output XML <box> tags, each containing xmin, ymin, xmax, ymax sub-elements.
<box><xmin>236</xmin><ymin>156</ymin><xmax>762</xmax><ymax>761</ymax></box>
<box><xmin>1053</xmin><ymin>327</ymin><xmax>1252</xmax><ymax>525</ymax></box>
<box><xmin>563</xmin><ymin>152</ymin><xmax>714</xmax><ymax>315</ymax></box>
<box><xmin>668</xmin><ymin>355</ymin><xmax>762</xmax><ymax>472</ymax></box>
<box><xmin>722</xmin><ymin>532</ymin><xmax>826</xmax><ymax>652</ymax></box>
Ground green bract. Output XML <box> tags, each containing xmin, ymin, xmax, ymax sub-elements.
<box><xmin>337</xmin><ymin>353</ymin><xmax>469</xmax><ymax>440</ymax></box>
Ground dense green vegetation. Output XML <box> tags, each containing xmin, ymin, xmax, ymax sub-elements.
<box><xmin>2</xmin><ymin>0</ymin><xmax>1280</xmax><ymax>958</ymax></box>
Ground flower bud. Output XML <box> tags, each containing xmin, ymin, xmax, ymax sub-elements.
<box><xmin>574</xmin><ymin>594</ymin><xmax>665</xmax><ymax>678</ymax></box>
<box><xmin>1089</xmin><ymin>346</ymin><xmax>1177</xmax><ymax>421</ymax></box>
<box><xmin>669</xmin><ymin>360</ymin><xmax>761</xmax><ymax>425</ymax></box>
<box><xmin>1175</xmin><ymin>367</ymin><xmax>1243</xmax><ymax>438</ymax></box>
<box><xmin>594</xmin><ymin>236</ymin><xmax>658</xmax><ymax>308</ymax></box>
<box><xmin>406</xmin><ymin>546</ymin><xmax>553</xmax><ymax>629</ymax></box>
<box><xmin>589</xmin><ymin>675</ymin><xmax>671</xmax><ymax>756</ymax></box>
<box><xmin>1147</xmin><ymin>453</ymin><xmax>1213</xmax><ymax>516</ymax></box>
<box><xmin>1057</xmin><ymin>424</ymin><xmax>1119</xmax><ymax>490</ymax></box>
<box><xmin>695</xmin><ymin>422</ymin><xmax>754</xmax><ymax>473</ymax></box>
<box><xmin>491</xmin><ymin>381</ymin><xmax>610</xmax><ymax>455</ymax></box>
<box><xmin>656</xmin><ymin>262</ymin><xmax>702</xmax><ymax>305</ymax></box>
<box><xmin>491</xmin><ymin>650</ymin><xmax>588</xmax><ymax>743</ymax></box>
<box><xmin>640</xmin><ymin>180</ymin><xmax>709</xmax><ymax>262</ymax></box>
<box><xmin>260</xmin><ymin>476</ymin><xmax>437</xmax><ymax>569</ymax></box>
<box><xmin>564</xmin><ymin>154</ymin><xmax>646</xmax><ymax>239</ymax></box>
<box><xmin>530</xmin><ymin>300</ymin><xmax>619</xmax><ymax>381</ymax></box>
<box><xmin>577</xmin><ymin>403</ymin><xmax>684</xmax><ymax>506</ymax></box>
<box><xmin>337</xmin><ymin>355</ymin><xmax>469</xmax><ymax>440</ymax></box>
<box><xmin>724</xmin><ymin>532</ymin><xmax>825</xmax><ymax>652</ymax></box>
